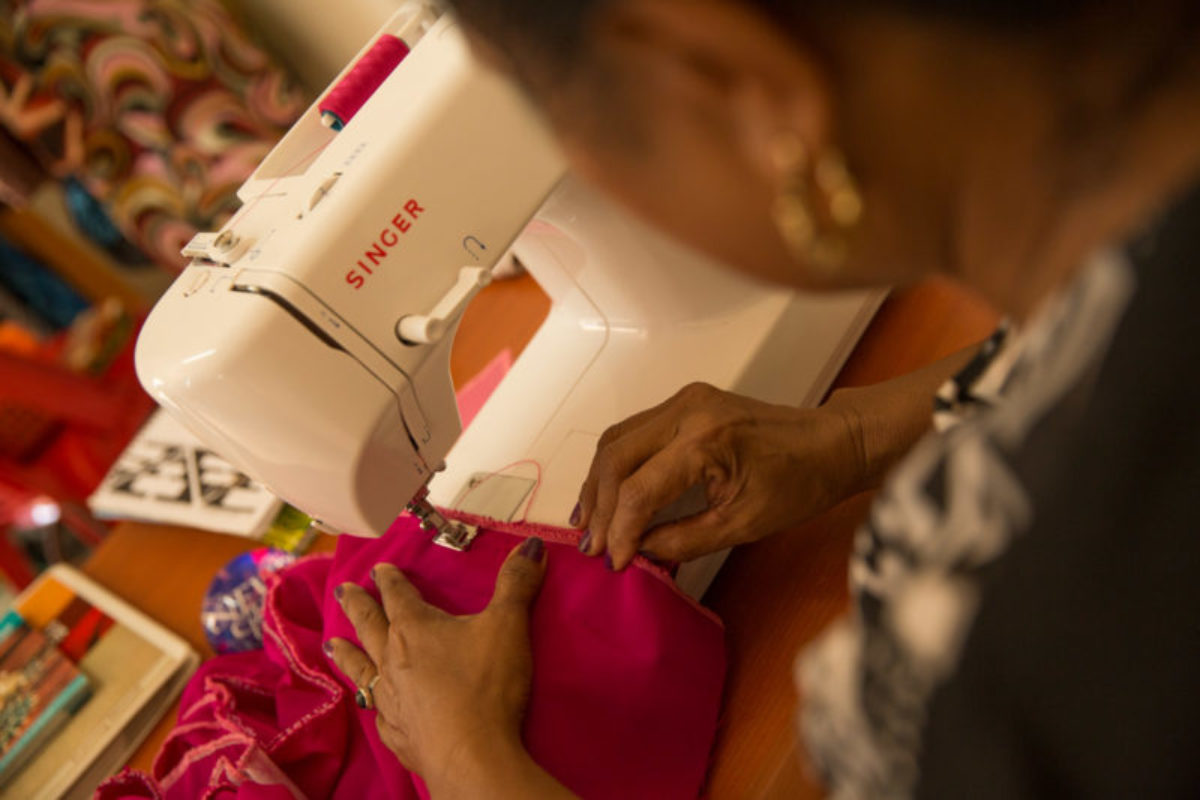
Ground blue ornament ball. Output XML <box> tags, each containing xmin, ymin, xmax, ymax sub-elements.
<box><xmin>201</xmin><ymin>548</ymin><xmax>296</xmax><ymax>654</ymax></box>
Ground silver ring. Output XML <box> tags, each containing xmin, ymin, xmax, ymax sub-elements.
<box><xmin>354</xmin><ymin>673</ymin><xmax>382</xmax><ymax>710</ymax></box>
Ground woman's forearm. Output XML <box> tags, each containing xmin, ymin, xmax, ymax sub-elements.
<box><xmin>824</xmin><ymin>342</ymin><xmax>983</xmax><ymax>491</ymax></box>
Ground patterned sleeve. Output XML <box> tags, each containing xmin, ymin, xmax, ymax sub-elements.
<box><xmin>797</xmin><ymin>251</ymin><xmax>1135</xmax><ymax>800</ymax></box>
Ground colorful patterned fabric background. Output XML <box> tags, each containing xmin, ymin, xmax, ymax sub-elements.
<box><xmin>0</xmin><ymin>0</ymin><xmax>308</xmax><ymax>271</ymax></box>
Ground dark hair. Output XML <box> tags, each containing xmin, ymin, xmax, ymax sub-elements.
<box><xmin>449</xmin><ymin>0</ymin><xmax>1200</xmax><ymax>135</ymax></box>
<box><xmin>448</xmin><ymin>0</ymin><xmax>1116</xmax><ymax>72</ymax></box>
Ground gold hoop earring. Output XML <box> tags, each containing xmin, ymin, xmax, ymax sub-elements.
<box><xmin>769</xmin><ymin>133</ymin><xmax>864</xmax><ymax>275</ymax></box>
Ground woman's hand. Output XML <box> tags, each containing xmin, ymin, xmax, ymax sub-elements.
<box><xmin>575</xmin><ymin>382</ymin><xmax>869</xmax><ymax>571</ymax></box>
<box><xmin>326</xmin><ymin>539</ymin><xmax>575</xmax><ymax>798</ymax></box>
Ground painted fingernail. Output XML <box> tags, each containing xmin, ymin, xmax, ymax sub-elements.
<box><xmin>578</xmin><ymin>530</ymin><xmax>592</xmax><ymax>554</ymax></box>
<box><xmin>369</xmin><ymin>565</ymin><xmax>377</xmax><ymax>582</ymax></box>
<box><xmin>518</xmin><ymin>537</ymin><xmax>545</xmax><ymax>561</ymax></box>
<box><xmin>323</xmin><ymin>640</ymin><xmax>334</xmax><ymax>656</ymax></box>
<box><xmin>335</xmin><ymin>584</ymin><xmax>345</xmax><ymax>601</ymax></box>
<box><xmin>569</xmin><ymin>503</ymin><xmax>581</xmax><ymax>527</ymax></box>
<box><xmin>604</xmin><ymin>553</ymin><xmax>615</xmax><ymax>572</ymax></box>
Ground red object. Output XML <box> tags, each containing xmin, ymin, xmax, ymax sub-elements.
<box><xmin>57</xmin><ymin>599</ymin><xmax>116</xmax><ymax>662</ymax></box>
<box><xmin>456</xmin><ymin>348</ymin><xmax>512</xmax><ymax>429</ymax></box>
<box><xmin>0</xmin><ymin>323</ymin><xmax>155</xmax><ymax>587</ymax></box>
<box><xmin>0</xmin><ymin>404</ymin><xmax>59</xmax><ymax>462</ymax></box>
<box><xmin>0</xmin><ymin>322</ymin><xmax>153</xmax><ymax>497</ymax></box>
<box><xmin>0</xmin><ymin>351</ymin><xmax>128</xmax><ymax>429</ymax></box>
<box><xmin>100</xmin><ymin>514</ymin><xmax>727</xmax><ymax>799</ymax></box>
<box><xmin>319</xmin><ymin>35</ymin><xmax>410</xmax><ymax>129</ymax></box>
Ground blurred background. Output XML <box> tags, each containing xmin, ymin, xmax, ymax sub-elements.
<box><xmin>0</xmin><ymin>0</ymin><xmax>408</xmax><ymax>601</ymax></box>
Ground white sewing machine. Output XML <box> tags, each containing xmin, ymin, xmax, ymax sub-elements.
<box><xmin>135</xmin><ymin>5</ymin><xmax>882</xmax><ymax>598</ymax></box>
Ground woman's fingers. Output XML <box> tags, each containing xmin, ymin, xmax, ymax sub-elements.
<box><xmin>576</xmin><ymin>393</ymin><xmax>682</xmax><ymax>534</ymax></box>
<box><xmin>336</xmin><ymin>583</ymin><xmax>389</xmax><ymax>665</ymax></box>
<box><xmin>326</xmin><ymin>542</ymin><xmax>545</xmax><ymax>782</ymax></box>
<box><xmin>486</xmin><ymin>538</ymin><xmax>548</xmax><ymax>617</ymax></box>
<box><xmin>638</xmin><ymin>508</ymin><xmax>734</xmax><ymax>563</ymax></box>
<box><xmin>371</xmin><ymin>563</ymin><xmax>429</xmax><ymax>625</ymax></box>
<box><xmin>577</xmin><ymin>383</ymin><xmax>730</xmax><ymax>559</ymax></box>
<box><xmin>605</xmin><ymin>444</ymin><xmax>706</xmax><ymax>570</ymax></box>
<box><xmin>580</xmin><ymin>418</ymin><xmax>675</xmax><ymax>556</ymax></box>
<box><xmin>325</xmin><ymin>637</ymin><xmax>377</xmax><ymax>691</ymax></box>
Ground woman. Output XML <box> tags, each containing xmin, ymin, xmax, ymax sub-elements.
<box><xmin>328</xmin><ymin>0</ymin><xmax>1200</xmax><ymax>796</ymax></box>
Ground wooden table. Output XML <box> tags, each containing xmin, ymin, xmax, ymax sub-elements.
<box><xmin>83</xmin><ymin>273</ymin><xmax>997</xmax><ymax>796</ymax></box>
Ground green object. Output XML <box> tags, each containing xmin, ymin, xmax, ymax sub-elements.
<box><xmin>260</xmin><ymin>505</ymin><xmax>316</xmax><ymax>554</ymax></box>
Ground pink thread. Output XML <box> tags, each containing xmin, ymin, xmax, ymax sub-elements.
<box><xmin>224</xmin><ymin>137</ymin><xmax>332</xmax><ymax>230</ymax></box>
<box><xmin>319</xmin><ymin>35</ymin><xmax>410</xmax><ymax>130</ymax></box>
<box><xmin>453</xmin><ymin>458</ymin><xmax>546</xmax><ymax>522</ymax></box>
<box><xmin>158</xmin><ymin>733</ymin><xmax>248</xmax><ymax>791</ymax></box>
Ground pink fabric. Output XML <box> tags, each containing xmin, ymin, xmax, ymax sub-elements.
<box><xmin>99</xmin><ymin>514</ymin><xmax>726</xmax><ymax>799</ymax></box>
<box><xmin>455</xmin><ymin>348</ymin><xmax>513</xmax><ymax>429</ymax></box>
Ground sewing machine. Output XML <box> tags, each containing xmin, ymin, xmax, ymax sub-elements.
<box><xmin>135</xmin><ymin>4</ymin><xmax>882</xmax><ymax>598</ymax></box>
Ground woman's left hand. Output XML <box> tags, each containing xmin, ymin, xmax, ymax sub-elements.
<box><xmin>326</xmin><ymin>537</ymin><xmax>556</xmax><ymax>796</ymax></box>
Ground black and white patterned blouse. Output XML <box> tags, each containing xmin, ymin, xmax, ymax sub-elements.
<box><xmin>798</xmin><ymin>249</ymin><xmax>1138</xmax><ymax>798</ymax></box>
<box><xmin>799</xmin><ymin>174</ymin><xmax>1200</xmax><ymax>797</ymax></box>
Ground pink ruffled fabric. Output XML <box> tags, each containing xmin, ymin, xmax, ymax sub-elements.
<box><xmin>99</xmin><ymin>514</ymin><xmax>726</xmax><ymax>799</ymax></box>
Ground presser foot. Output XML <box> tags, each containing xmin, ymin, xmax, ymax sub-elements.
<box><xmin>406</xmin><ymin>496</ymin><xmax>479</xmax><ymax>552</ymax></box>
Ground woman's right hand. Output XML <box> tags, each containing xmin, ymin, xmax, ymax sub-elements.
<box><xmin>575</xmin><ymin>382</ymin><xmax>870</xmax><ymax>570</ymax></box>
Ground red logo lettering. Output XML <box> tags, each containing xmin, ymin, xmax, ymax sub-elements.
<box><xmin>345</xmin><ymin>199</ymin><xmax>424</xmax><ymax>290</ymax></box>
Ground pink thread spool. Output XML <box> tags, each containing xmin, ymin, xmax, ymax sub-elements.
<box><xmin>320</xmin><ymin>35</ymin><xmax>411</xmax><ymax>131</ymax></box>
